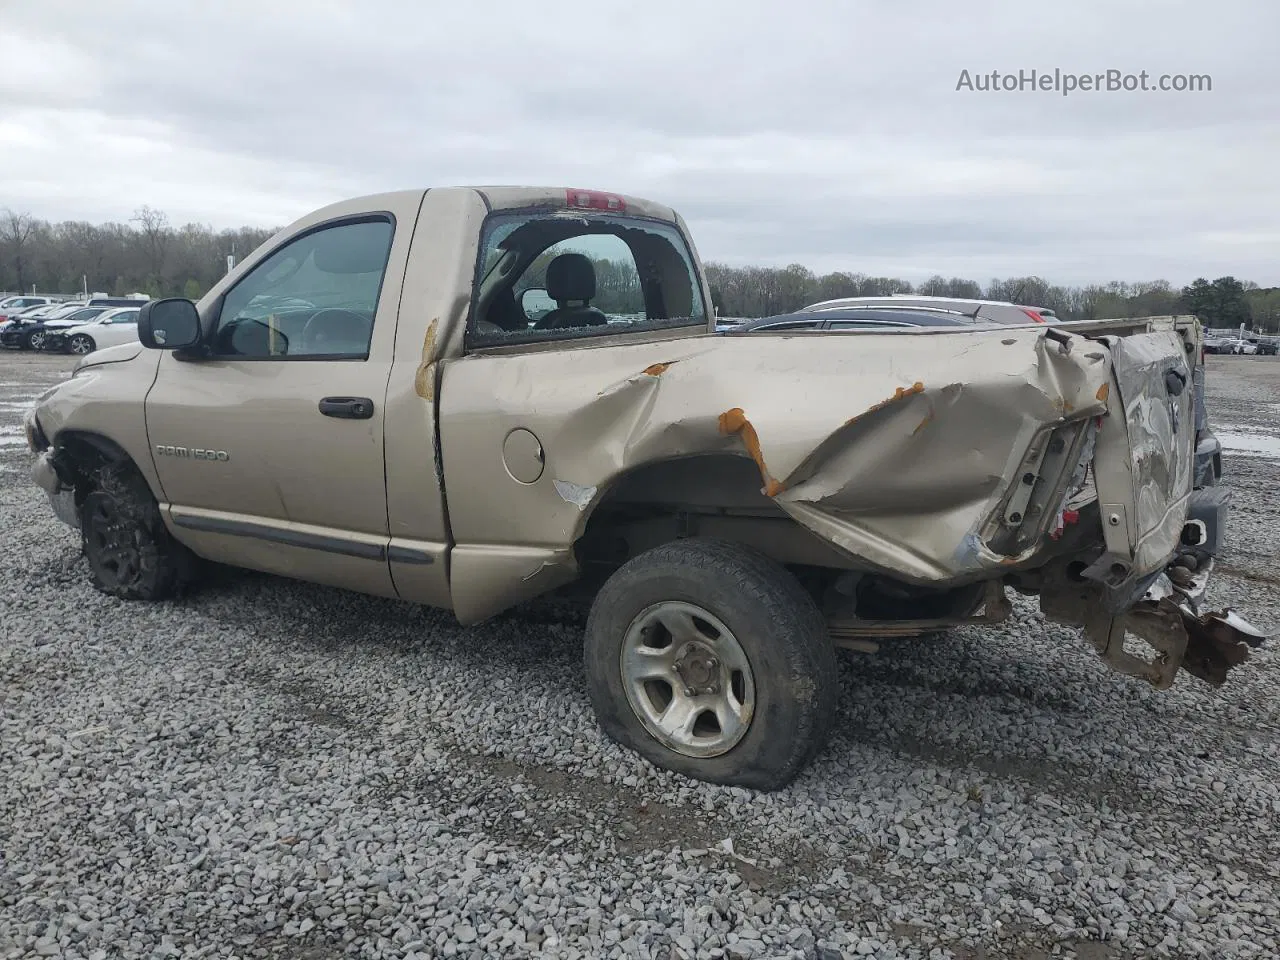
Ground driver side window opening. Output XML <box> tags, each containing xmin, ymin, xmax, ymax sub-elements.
<box><xmin>467</xmin><ymin>212</ymin><xmax>706</xmax><ymax>347</ymax></box>
<box><xmin>211</xmin><ymin>216</ymin><xmax>395</xmax><ymax>360</ymax></box>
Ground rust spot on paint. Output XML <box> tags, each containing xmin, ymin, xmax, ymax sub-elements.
<box><xmin>1096</xmin><ymin>382</ymin><xmax>1110</xmax><ymax>404</ymax></box>
<box><xmin>844</xmin><ymin>381</ymin><xmax>926</xmax><ymax>426</ymax></box>
<box><xmin>415</xmin><ymin>319</ymin><xmax>440</xmax><ymax>400</ymax></box>
<box><xmin>416</xmin><ymin>362</ymin><xmax>437</xmax><ymax>401</ymax></box>
<box><xmin>719</xmin><ymin>408</ymin><xmax>786</xmax><ymax>496</ymax></box>
<box><xmin>642</xmin><ymin>361</ymin><xmax>677</xmax><ymax>377</ymax></box>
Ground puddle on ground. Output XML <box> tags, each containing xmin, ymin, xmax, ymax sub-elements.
<box><xmin>1218</xmin><ymin>431</ymin><xmax>1280</xmax><ymax>459</ymax></box>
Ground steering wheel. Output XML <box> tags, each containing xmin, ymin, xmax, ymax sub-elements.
<box><xmin>299</xmin><ymin>308</ymin><xmax>369</xmax><ymax>354</ymax></box>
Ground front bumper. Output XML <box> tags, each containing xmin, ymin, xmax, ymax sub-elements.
<box><xmin>30</xmin><ymin>448</ymin><xmax>80</xmax><ymax>529</ymax></box>
<box><xmin>40</xmin><ymin>333</ymin><xmax>69</xmax><ymax>352</ymax></box>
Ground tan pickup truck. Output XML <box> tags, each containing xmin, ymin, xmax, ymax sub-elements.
<box><xmin>23</xmin><ymin>186</ymin><xmax>1265</xmax><ymax>790</ymax></box>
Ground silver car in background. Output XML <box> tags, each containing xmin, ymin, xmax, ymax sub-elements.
<box><xmin>804</xmin><ymin>294</ymin><xmax>1059</xmax><ymax>325</ymax></box>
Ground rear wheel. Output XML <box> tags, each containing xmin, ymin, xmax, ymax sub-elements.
<box><xmin>69</xmin><ymin>334</ymin><xmax>95</xmax><ymax>355</ymax></box>
<box><xmin>584</xmin><ymin>538</ymin><xmax>839</xmax><ymax>790</ymax></box>
<box><xmin>79</xmin><ymin>462</ymin><xmax>199</xmax><ymax>600</ymax></box>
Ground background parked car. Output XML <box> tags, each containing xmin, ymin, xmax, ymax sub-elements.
<box><xmin>0</xmin><ymin>302</ymin><xmax>77</xmax><ymax>339</ymax></box>
<box><xmin>0</xmin><ymin>302</ymin><xmax>94</xmax><ymax>349</ymax></box>
<box><xmin>0</xmin><ymin>296</ymin><xmax>59</xmax><ymax>326</ymax></box>
<box><xmin>721</xmin><ymin>305</ymin><xmax>983</xmax><ymax>334</ymax></box>
<box><xmin>81</xmin><ymin>295</ymin><xmax>151</xmax><ymax>309</ymax></box>
<box><xmin>42</xmin><ymin>306</ymin><xmax>142</xmax><ymax>355</ymax></box>
<box><xmin>1203</xmin><ymin>336</ymin><xmax>1233</xmax><ymax>354</ymax></box>
<box><xmin>29</xmin><ymin>306</ymin><xmax>123</xmax><ymax>351</ymax></box>
<box><xmin>801</xmin><ymin>294</ymin><xmax>1061</xmax><ymax>325</ymax></box>
<box><xmin>1231</xmin><ymin>339</ymin><xmax>1259</xmax><ymax>355</ymax></box>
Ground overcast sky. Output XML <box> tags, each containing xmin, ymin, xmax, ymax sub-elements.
<box><xmin>2</xmin><ymin>0</ymin><xmax>1277</xmax><ymax>286</ymax></box>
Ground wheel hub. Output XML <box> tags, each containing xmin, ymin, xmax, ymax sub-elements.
<box><xmin>618</xmin><ymin>600</ymin><xmax>756</xmax><ymax>758</ymax></box>
<box><xmin>673</xmin><ymin>643</ymin><xmax>721</xmax><ymax>696</ymax></box>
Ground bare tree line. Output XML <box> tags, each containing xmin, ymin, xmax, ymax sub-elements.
<box><xmin>0</xmin><ymin>207</ymin><xmax>275</xmax><ymax>302</ymax></box>
<box><xmin>704</xmin><ymin>263</ymin><xmax>1280</xmax><ymax>331</ymax></box>
<box><xmin>2</xmin><ymin>207</ymin><xmax>1277</xmax><ymax>331</ymax></box>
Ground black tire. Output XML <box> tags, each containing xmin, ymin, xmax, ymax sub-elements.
<box><xmin>68</xmin><ymin>334</ymin><xmax>95</xmax><ymax>355</ymax></box>
<box><xmin>25</xmin><ymin>329</ymin><xmax>45</xmax><ymax>350</ymax></box>
<box><xmin>584</xmin><ymin>538</ymin><xmax>839</xmax><ymax>791</ymax></box>
<box><xmin>79</xmin><ymin>462</ymin><xmax>199</xmax><ymax>600</ymax></box>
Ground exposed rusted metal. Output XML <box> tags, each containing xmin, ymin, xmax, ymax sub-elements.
<box><xmin>414</xmin><ymin>318</ymin><xmax>439</xmax><ymax>400</ymax></box>
<box><xmin>842</xmin><ymin>381</ymin><xmax>926</xmax><ymax>427</ymax></box>
<box><xmin>642</xmin><ymin>361</ymin><xmax>677</xmax><ymax>377</ymax></box>
<box><xmin>718</xmin><ymin>408</ymin><xmax>786</xmax><ymax>496</ymax></box>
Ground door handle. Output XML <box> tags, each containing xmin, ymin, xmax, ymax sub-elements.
<box><xmin>319</xmin><ymin>396</ymin><xmax>374</xmax><ymax>419</ymax></box>
<box><xmin>1164</xmin><ymin>369</ymin><xmax>1187</xmax><ymax>396</ymax></box>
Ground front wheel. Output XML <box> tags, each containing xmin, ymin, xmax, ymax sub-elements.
<box><xmin>68</xmin><ymin>333</ymin><xmax>96</xmax><ymax>355</ymax></box>
<box><xmin>25</xmin><ymin>329</ymin><xmax>46</xmax><ymax>350</ymax></box>
<box><xmin>79</xmin><ymin>462</ymin><xmax>199</xmax><ymax>600</ymax></box>
<box><xmin>584</xmin><ymin>538</ymin><xmax>839</xmax><ymax>791</ymax></box>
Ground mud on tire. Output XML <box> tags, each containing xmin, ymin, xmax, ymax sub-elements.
<box><xmin>79</xmin><ymin>462</ymin><xmax>198</xmax><ymax>601</ymax></box>
<box><xmin>584</xmin><ymin>538</ymin><xmax>840</xmax><ymax>791</ymax></box>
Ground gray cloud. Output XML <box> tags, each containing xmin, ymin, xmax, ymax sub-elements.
<box><xmin>2</xmin><ymin>0</ymin><xmax>1277</xmax><ymax>285</ymax></box>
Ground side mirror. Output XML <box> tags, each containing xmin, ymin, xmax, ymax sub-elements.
<box><xmin>520</xmin><ymin>287</ymin><xmax>557</xmax><ymax>321</ymax></box>
<box><xmin>138</xmin><ymin>298</ymin><xmax>201</xmax><ymax>350</ymax></box>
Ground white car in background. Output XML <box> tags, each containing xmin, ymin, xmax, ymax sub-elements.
<box><xmin>43</xmin><ymin>306</ymin><xmax>142</xmax><ymax>355</ymax></box>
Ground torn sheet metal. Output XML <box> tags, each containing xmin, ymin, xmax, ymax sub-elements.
<box><xmin>1041</xmin><ymin>561</ymin><xmax>1269</xmax><ymax>688</ymax></box>
<box><xmin>439</xmin><ymin>324</ymin><xmax>1135</xmax><ymax>621</ymax></box>
<box><xmin>1180</xmin><ymin>607</ymin><xmax>1269</xmax><ymax>685</ymax></box>
<box><xmin>1089</xmin><ymin>331</ymin><xmax>1196</xmax><ymax>581</ymax></box>
<box><xmin>553</xmin><ymin>479</ymin><xmax>597</xmax><ymax>510</ymax></box>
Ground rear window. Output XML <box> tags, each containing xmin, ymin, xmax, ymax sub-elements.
<box><xmin>467</xmin><ymin>211</ymin><xmax>706</xmax><ymax>347</ymax></box>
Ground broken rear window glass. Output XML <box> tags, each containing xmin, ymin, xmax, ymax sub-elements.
<box><xmin>467</xmin><ymin>212</ymin><xmax>707</xmax><ymax>346</ymax></box>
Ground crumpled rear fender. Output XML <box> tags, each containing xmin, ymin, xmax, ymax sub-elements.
<box><xmin>439</xmin><ymin>326</ymin><xmax>1114</xmax><ymax>619</ymax></box>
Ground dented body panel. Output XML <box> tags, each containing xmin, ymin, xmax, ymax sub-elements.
<box><xmin>22</xmin><ymin>185</ymin><xmax>1265</xmax><ymax>689</ymax></box>
<box><xmin>438</xmin><ymin>324</ymin><xmax>1118</xmax><ymax>620</ymax></box>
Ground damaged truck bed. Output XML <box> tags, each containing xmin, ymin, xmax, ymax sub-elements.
<box><xmin>24</xmin><ymin>185</ymin><xmax>1267</xmax><ymax>789</ymax></box>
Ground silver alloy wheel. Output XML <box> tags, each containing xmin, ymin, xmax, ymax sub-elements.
<box><xmin>28</xmin><ymin>330</ymin><xmax>46</xmax><ymax>349</ymax></box>
<box><xmin>70</xmin><ymin>335</ymin><xmax>94</xmax><ymax>355</ymax></box>
<box><xmin>619</xmin><ymin>600</ymin><xmax>755</xmax><ymax>758</ymax></box>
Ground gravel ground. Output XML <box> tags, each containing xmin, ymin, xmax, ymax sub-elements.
<box><xmin>1</xmin><ymin>352</ymin><xmax>1278</xmax><ymax>960</ymax></box>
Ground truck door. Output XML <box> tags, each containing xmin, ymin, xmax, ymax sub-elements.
<box><xmin>144</xmin><ymin>207</ymin><xmax>417</xmax><ymax>598</ymax></box>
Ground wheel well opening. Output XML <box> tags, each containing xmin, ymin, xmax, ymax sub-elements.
<box><xmin>571</xmin><ymin>454</ymin><xmax>982</xmax><ymax>622</ymax></box>
<box><xmin>575</xmin><ymin>453</ymin><xmax>807</xmax><ymax>573</ymax></box>
<box><xmin>53</xmin><ymin>432</ymin><xmax>144</xmax><ymax>504</ymax></box>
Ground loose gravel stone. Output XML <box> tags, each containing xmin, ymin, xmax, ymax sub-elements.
<box><xmin>2</xmin><ymin>352</ymin><xmax>1279</xmax><ymax>960</ymax></box>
